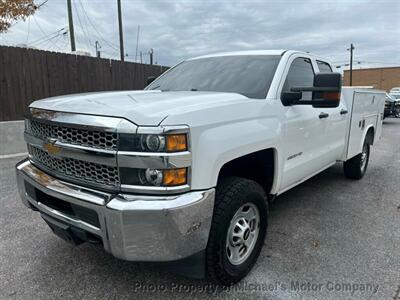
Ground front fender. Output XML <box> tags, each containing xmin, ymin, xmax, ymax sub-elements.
<box><xmin>189</xmin><ymin>117</ymin><xmax>282</xmax><ymax>192</ymax></box>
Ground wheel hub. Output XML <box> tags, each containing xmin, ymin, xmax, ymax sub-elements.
<box><xmin>360</xmin><ymin>144</ymin><xmax>368</xmax><ymax>170</ymax></box>
<box><xmin>226</xmin><ymin>203</ymin><xmax>260</xmax><ymax>265</ymax></box>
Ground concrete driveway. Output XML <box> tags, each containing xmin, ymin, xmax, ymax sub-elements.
<box><xmin>1</xmin><ymin>119</ymin><xmax>399</xmax><ymax>300</ymax></box>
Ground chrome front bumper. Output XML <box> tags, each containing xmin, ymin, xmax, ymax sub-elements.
<box><xmin>16</xmin><ymin>159</ymin><xmax>215</xmax><ymax>261</ymax></box>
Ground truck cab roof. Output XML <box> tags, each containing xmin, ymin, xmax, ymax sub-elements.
<box><xmin>188</xmin><ymin>49</ymin><xmax>333</xmax><ymax>66</ymax></box>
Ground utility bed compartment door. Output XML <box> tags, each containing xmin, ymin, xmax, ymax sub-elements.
<box><xmin>344</xmin><ymin>89</ymin><xmax>385</xmax><ymax>160</ymax></box>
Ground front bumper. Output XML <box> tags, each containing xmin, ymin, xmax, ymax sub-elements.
<box><xmin>16</xmin><ymin>159</ymin><xmax>215</xmax><ymax>261</ymax></box>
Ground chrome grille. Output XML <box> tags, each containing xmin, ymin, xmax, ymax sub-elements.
<box><xmin>28</xmin><ymin>145</ymin><xmax>120</xmax><ymax>187</ymax></box>
<box><xmin>30</xmin><ymin>120</ymin><xmax>117</xmax><ymax>150</ymax></box>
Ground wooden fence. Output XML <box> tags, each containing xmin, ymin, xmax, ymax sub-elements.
<box><xmin>0</xmin><ymin>46</ymin><xmax>168</xmax><ymax>121</ymax></box>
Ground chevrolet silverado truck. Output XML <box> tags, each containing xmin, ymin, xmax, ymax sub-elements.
<box><xmin>16</xmin><ymin>50</ymin><xmax>385</xmax><ymax>285</ymax></box>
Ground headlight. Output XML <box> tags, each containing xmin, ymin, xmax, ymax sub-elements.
<box><xmin>119</xmin><ymin>133</ymin><xmax>188</xmax><ymax>152</ymax></box>
<box><xmin>118</xmin><ymin>126</ymin><xmax>190</xmax><ymax>191</ymax></box>
<box><xmin>122</xmin><ymin>167</ymin><xmax>188</xmax><ymax>186</ymax></box>
<box><xmin>141</xmin><ymin>135</ymin><xmax>166</xmax><ymax>152</ymax></box>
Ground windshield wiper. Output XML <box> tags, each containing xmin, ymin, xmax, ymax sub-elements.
<box><xmin>149</xmin><ymin>85</ymin><xmax>161</xmax><ymax>90</ymax></box>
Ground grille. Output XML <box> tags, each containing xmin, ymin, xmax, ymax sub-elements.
<box><xmin>28</xmin><ymin>145</ymin><xmax>120</xmax><ymax>187</ymax></box>
<box><xmin>30</xmin><ymin>120</ymin><xmax>117</xmax><ymax>150</ymax></box>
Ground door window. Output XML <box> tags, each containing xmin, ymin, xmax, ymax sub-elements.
<box><xmin>282</xmin><ymin>58</ymin><xmax>315</xmax><ymax>100</ymax></box>
<box><xmin>317</xmin><ymin>60</ymin><xmax>333</xmax><ymax>72</ymax></box>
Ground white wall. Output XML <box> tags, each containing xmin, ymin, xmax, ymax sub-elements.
<box><xmin>0</xmin><ymin>121</ymin><xmax>26</xmax><ymax>156</ymax></box>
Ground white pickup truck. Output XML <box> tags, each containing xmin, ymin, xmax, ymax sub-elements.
<box><xmin>16</xmin><ymin>50</ymin><xmax>385</xmax><ymax>285</ymax></box>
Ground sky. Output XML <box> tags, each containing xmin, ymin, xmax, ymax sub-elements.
<box><xmin>0</xmin><ymin>0</ymin><xmax>399</xmax><ymax>70</ymax></box>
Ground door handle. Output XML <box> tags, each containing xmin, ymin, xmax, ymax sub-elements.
<box><xmin>340</xmin><ymin>109</ymin><xmax>348</xmax><ymax>115</ymax></box>
<box><xmin>319</xmin><ymin>112</ymin><xmax>329</xmax><ymax>119</ymax></box>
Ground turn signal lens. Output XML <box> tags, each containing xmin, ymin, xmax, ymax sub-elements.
<box><xmin>163</xmin><ymin>168</ymin><xmax>187</xmax><ymax>186</ymax></box>
<box><xmin>323</xmin><ymin>92</ymin><xmax>340</xmax><ymax>101</ymax></box>
<box><xmin>166</xmin><ymin>134</ymin><xmax>187</xmax><ymax>152</ymax></box>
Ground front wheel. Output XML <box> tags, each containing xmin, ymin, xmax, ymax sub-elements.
<box><xmin>343</xmin><ymin>141</ymin><xmax>370</xmax><ymax>179</ymax></box>
<box><xmin>206</xmin><ymin>177</ymin><xmax>268</xmax><ymax>285</ymax></box>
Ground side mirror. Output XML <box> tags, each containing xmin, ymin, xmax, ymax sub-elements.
<box><xmin>312</xmin><ymin>73</ymin><xmax>341</xmax><ymax>108</ymax></box>
<box><xmin>286</xmin><ymin>73</ymin><xmax>342</xmax><ymax>108</ymax></box>
<box><xmin>281</xmin><ymin>91</ymin><xmax>302</xmax><ymax>106</ymax></box>
<box><xmin>146</xmin><ymin>76</ymin><xmax>157</xmax><ymax>86</ymax></box>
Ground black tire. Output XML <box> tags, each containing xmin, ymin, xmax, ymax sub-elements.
<box><xmin>343</xmin><ymin>140</ymin><xmax>370</xmax><ymax>179</ymax></box>
<box><xmin>206</xmin><ymin>177</ymin><xmax>269</xmax><ymax>285</ymax></box>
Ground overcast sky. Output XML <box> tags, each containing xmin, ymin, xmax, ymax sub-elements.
<box><xmin>0</xmin><ymin>0</ymin><xmax>399</xmax><ymax>70</ymax></box>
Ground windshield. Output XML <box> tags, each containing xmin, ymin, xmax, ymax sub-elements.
<box><xmin>389</xmin><ymin>93</ymin><xmax>400</xmax><ymax>99</ymax></box>
<box><xmin>145</xmin><ymin>55</ymin><xmax>281</xmax><ymax>99</ymax></box>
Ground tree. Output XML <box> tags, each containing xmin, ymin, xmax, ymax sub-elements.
<box><xmin>0</xmin><ymin>0</ymin><xmax>38</xmax><ymax>33</ymax></box>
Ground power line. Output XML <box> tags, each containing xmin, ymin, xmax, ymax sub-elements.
<box><xmin>0</xmin><ymin>34</ymin><xmax>8</xmax><ymax>45</ymax></box>
<box><xmin>25</xmin><ymin>17</ymin><xmax>31</xmax><ymax>44</ymax></box>
<box><xmin>78</xmin><ymin>0</ymin><xmax>120</xmax><ymax>51</ymax></box>
<box><xmin>34</xmin><ymin>32</ymin><xmax>64</xmax><ymax>50</ymax></box>
<box><xmin>31</xmin><ymin>15</ymin><xmax>66</xmax><ymax>51</ymax></box>
<box><xmin>37</xmin><ymin>33</ymin><xmax>64</xmax><ymax>51</ymax></box>
<box><xmin>29</xmin><ymin>27</ymin><xmax>65</xmax><ymax>46</ymax></box>
<box><xmin>8</xmin><ymin>0</ymin><xmax>49</xmax><ymax>29</ymax></box>
<box><xmin>30</xmin><ymin>22</ymin><xmax>67</xmax><ymax>51</ymax></box>
<box><xmin>73</xmin><ymin>0</ymin><xmax>92</xmax><ymax>50</ymax></box>
<box><xmin>36</xmin><ymin>0</ymin><xmax>49</xmax><ymax>10</ymax></box>
<box><xmin>77</xmin><ymin>0</ymin><xmax>94</xmax><ymax>50</ymax></box>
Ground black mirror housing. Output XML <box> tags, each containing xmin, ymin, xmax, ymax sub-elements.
<box><xmin>313</xmin><ymin>73</ymin><xmax>341</xmax><ymax>91</ymax></box>
<box><xmin>312</xmin><ymin>72</ymin><xmax>341</xmax><ymax>108</ymax></box>
<box><xmin>281</xmin><ymin>92</ymin><xmax>302</xmax><ymax>106</ymax></box>
<box><xmin>287</xmin><ymin>72</ymin><xmax>342</xmax><ymax>108</ymax></box>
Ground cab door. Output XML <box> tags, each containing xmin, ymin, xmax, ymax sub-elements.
<box><xmin>279</xmin><ymin>56</ymin><xmax>333</xmax><ymax>191</ymax></box>
<box><xmin>314</xmin><ymin>60</ymin><xmax>348</xmax><ymax>163</ymax></box>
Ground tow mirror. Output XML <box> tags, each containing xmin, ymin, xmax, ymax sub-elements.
<box><xmin>146</xmin><ymin>76</ymin><xmax>157</xmax><ymax>86</ymax></box>
<box><xmin>281</xmin><ymin>91</ymin><xmax>302</xmax><ymax>106</ymax></box>
<box><xmin>284</xmin><ymin>73</ymin><xmax>342</xmax><ymax>108</ymax></box>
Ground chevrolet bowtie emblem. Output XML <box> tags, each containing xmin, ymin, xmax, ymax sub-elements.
<box><xmin>43</xmin><ymin>139</ymin><xmax>61</xmax><ymax>155</ymax></box>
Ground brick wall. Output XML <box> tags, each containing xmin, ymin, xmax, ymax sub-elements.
<box><xmin>343</xmin><ymin>67</ymin><xmax>400</xmax><ymax>91</ymax></box>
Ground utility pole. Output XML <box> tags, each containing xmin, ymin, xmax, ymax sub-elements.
<box><xmin>95</xmin><ymin>41</ymin><xmax>101</xmax><ymax>58</ymax></box>
<box><xmin>67</xmin><ymin>0</ymin><xmax>76</xmax><ymax>51</ymax></box>
<box><xmin>117</xmin><ymin>0</ymin><xmax>124</xmax><ymax>61</ymax></box>
<box><xmin>149</xmin><ymin>48</ymin><xmax>153</xmax><ymax>65</ymax></box>
<box><xmin>348</xmin><ymin>43</ymin><xmax>355</xmax><ymax>86</ymax></box>
<box><xmin>135</xmin><ymin>25</ymin><xmax>140</xmax><ymax>62</ymax></box>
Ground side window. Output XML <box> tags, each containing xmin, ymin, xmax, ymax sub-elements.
<box><xmin>317</xmin><ymin>60</ymin><xmax>333</xmax><ymax>72</ymax></box>
<box><xmin>282</xmin><ymin>57</ymin><xmax>314</xmax><ymax>100</ymax></box>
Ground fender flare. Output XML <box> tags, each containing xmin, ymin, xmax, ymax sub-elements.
<box><xmin>360</xmin><ymin>125</ymin><xmax>375</xmax><ymax>150</ymax></box>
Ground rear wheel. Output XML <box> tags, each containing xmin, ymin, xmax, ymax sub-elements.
<box><xmin>206</xmin><ymin>177</ymin><xmax>268</xmax><ymax>285</ymax></box>
<box><xmin>343</xmin><ymin>140</ymin><xmax>370</xmax><ymax>179</ymax></box>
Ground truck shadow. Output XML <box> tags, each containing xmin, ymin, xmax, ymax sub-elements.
<box><xmin>383</xmin><ymin>119</ymin><xmax>400</xmax><ymax>125</ymax></box>
<box><xmin>33</xmin><ymin>163</ymin><xmax>354</xmax><ymax>297</ymax></box>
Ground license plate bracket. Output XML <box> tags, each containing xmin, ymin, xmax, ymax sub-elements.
<box><xmin>41</xmin><ymin>213</ymin><xmax>84</xmax><ymax>246</ymax></box>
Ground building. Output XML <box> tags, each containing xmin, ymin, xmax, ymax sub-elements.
<box><xmin>343</xmin><ymin>66</ymin><xmax>400</xmax><ymax>92</ymax></box>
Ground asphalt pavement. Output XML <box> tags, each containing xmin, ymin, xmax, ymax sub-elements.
<box><xmin>0</xmin><ymin>118</ymin><xmax>399</xmax><ymax>300</ymax></box>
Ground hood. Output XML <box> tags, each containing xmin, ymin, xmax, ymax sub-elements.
<box><xmin>30</xmin><ymin>90</ymin><xmax>249</xmax><ymax>126</ymax></box>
